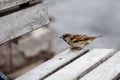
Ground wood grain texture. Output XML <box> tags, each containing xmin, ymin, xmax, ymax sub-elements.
<box><xmin>15</xmin><ymin>49</ymin><xmax>88</xmax><ymax>80</ymax></box>
<box><xmin>45</xmin><ymin>49</ymin><xmax>115</xmax><ymax>80</ymax></box>
<box><xmin>0</xmin><ymin>0</ymin><xmax>41</xmax><ymax>11</ymax></box>
<box><xmin>80</xmin><ymin>51</ymin><xmax>120</xmax><ymax>80</ymax></box>
<box><xmin>0</xmin><ymin>3</ymin><xmax>49</xmax><ymax>44</ymax></box>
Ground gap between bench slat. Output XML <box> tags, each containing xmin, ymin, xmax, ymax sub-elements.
<box><xmin>44</xmin><ymin>49</ymin><xmax>115</xmax><ymax>80</ymax></box>
<box><xmin>15</xmin><ymin>49</ymin><xmax>88</xmax><ymax>80</ymax></box>
<box><xmin>80</xmin><ymin>51</ymin><xmax>120</xmax><ymax>80</ymax></box>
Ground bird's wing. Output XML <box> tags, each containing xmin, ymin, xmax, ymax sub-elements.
<box><xmin>71</xmin><ymin>34</ymin><xmax>94</xmax><ymax>43</ymax></box>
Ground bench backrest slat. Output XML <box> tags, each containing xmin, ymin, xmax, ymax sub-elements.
<box><xmin>0</xmin><ymin>0</ymin><xmax>42</xmax><ymax>11</ymax></box>
<box><xmin>0</xmin><ymin>3</ymin><xmax>49</xmax><ymax>44</ymax></box>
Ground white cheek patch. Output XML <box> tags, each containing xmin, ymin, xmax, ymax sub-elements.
<box><xmin>64</xmin><ymin>37</ymin><xmax>70</xmax><ymax>42</ymax></box>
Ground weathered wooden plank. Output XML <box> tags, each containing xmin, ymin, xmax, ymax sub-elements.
<box><xmin>44</xmin><ymin>49</ymin><xmax>115</xmax><ymax>80</ymax></box>
<box><xmin>0</xmin><ymin>0</ymin><xmax>41</xmax><ymax>11</ymax></box>
<box><xmin>80</xmin><ymin>51</ymin><xmax>120</xmax><ymax>80</ymax></box>
<box><xmin>0</xmin><ymin>3</ymin><xmax>49</xmax><ymax>45</ymax></box>
<box><xmin>15</xmin><ymin>49</ymin><xmax>88</xmax><ymax>80</ymax></box>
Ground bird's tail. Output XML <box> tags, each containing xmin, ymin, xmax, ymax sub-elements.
<box><xmin>96</xmin><ymin>35</ymin><xmax>104</xmax><ymax>38</ymax></box>
<box><xmin>92</xmin><ymin>35</ymin><xmax>104</xmax><ymax>40</ymax></box>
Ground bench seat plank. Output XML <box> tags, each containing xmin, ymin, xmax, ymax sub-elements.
<box><xmin>45</xmin><ymin>49</ymin><xmax>115</xmax><ymax>80</ymax></box>
<box><xmin>15</xmin><ymin>49</ymin><xmax>88</xmax><ymax>80</ymax></box>
<box><xmin>0</xmin><ymin>3</ymin><xmax>49</xmax><ymax>44</ymax></box>
<box><xmin>80</xmin><ymin>51</ymin><xmax>120</xmax><ymax>80</ymax></box>
<box><xmin>0</xmin><ymin>0</ymin><xmax>41</xmax><ymax>11</ymax></box>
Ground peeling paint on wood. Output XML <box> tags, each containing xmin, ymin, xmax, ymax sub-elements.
<box><xmin>0</xmin><ymin>0</ymin><xmax>41</xmax><ymax>11</ymax></box>
<box><xmin>80</xmin><ymin>51</ymin><xmax>120</xmax><ymax>80</ymax></box>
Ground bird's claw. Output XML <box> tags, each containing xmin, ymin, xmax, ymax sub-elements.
<box><xmin>70</xmin><ymin>47</ymin><xmax>82</xmax><ymax>51</ymax></box>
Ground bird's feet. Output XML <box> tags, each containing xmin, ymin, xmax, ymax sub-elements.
<box><xmin>70</xmin><ymin>47</ymin><xmax>82</xmax><ymax>51</ymax></box>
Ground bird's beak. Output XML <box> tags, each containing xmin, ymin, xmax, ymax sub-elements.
<box><xmin>59</xmin><ymin>36</ymin><xmax>63</xmax><ymax>39</ymax></box>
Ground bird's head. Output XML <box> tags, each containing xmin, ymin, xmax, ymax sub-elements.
<box><xmin>60</xmin><ymin>33</ymin><xmax>72</xmax><ymax>42</ymax></box>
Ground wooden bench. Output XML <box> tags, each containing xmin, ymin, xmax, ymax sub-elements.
<box><xmin>0</xmin><ymin>0</ymin><xmax>50</xmax><ymax>78</ymax></box>
<box><xmin>15</xmin><ymin>48</ymin><xmax>120</xmax><ymax>80</ymax></box>
<box><xmin>1</xmin><ymin>0</ymin><xmax>120</xmax><ymax>80</ymax></box>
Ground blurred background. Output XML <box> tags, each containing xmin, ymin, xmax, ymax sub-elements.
<box><xmin>1</xmin><ymin>0</ymin><xmax>120</xmax><ymax>79</ymax></box>
<box><xmin>47</xmin><ymin>0</ymin><xmax>120</xmax><ymax>53</ymax></box>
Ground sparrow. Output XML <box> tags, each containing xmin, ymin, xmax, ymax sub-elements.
<box><xmin>60</xmin><ymin>33</ymin><xmax>103</xmax><ymax>50</ymax></box>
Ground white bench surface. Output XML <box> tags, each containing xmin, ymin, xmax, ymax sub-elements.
<box><xmin>15</xmin><ymin>49</ymin><xmax>88</xmax><ymax>80</ymax></box>
<box><xmin>45</xmin><ymin>49</ymin><xmax>115</xmax><ymax>80</ymax></box>
<box><xmin>15</xmin><ymin>48</ymin><xmax>120</xmax><ymax>80</ymax></box>
<box><xmin>0</xmin><ymin>2</ymin><xmax>49</xmax><ymax>44</ymax></box>
<box><xmin>80</xmin><ymin>51</ymin><xmax>120</xmax><ymax>80</ymax></box>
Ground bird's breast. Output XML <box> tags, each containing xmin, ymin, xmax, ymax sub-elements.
<box><xmin>68</xmin><ymin>41</ymin><xmax>86</xmax><ymax>47</ymax></box>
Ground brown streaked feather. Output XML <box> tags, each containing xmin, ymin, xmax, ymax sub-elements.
<box><xmin>60</xmin><ymin>33</ymin><xmax>103</xmax><ymax>50</ymax></box>
<box><xmin>70</xmin><ymin>34</ymin><xmax>96</xmax><ymax>42</ymax></box>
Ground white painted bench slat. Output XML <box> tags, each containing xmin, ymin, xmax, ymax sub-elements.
<box><xmin>80</xmin><ymin>51</ymin><xmax>120</xmax><ymax>80</ymax></box>
<box><xmin>0</xmin><ymin>0</ymin><xmax>41</xmax><ymax>10</ymax></box>
<box><xmin>15</xmin><ymin>49</ymin><xmax>88</xmax><ymax>80</ymax></box>
<box><xmin>44</xmin><ymin>49</ymin><xmax>115</xmax><ymax>80</ymax></box>
<box><xmin>0</xmin><ymin>3</ymin><xmax>49</xmax><ymax>44</ymax></box>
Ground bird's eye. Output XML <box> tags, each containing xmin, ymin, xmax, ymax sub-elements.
<box><xmin>63</xmin><ymin>35</ymin><xmax>67</xmax><ymax>38</ymax></box>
